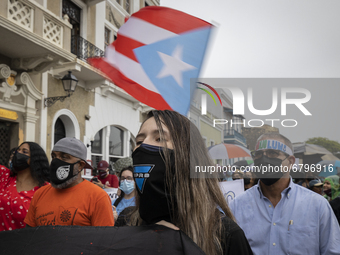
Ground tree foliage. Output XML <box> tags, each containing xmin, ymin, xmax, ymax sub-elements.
<box><xmin>306</xmin><ymin>137</ymin><xmax>340</xmax><ymax>154</ymax></box>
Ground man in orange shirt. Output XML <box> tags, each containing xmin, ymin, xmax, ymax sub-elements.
<box><xmin>24</xmin><ymin>137</ymin><xmax>114</xmax><ymax>227</ymax></box>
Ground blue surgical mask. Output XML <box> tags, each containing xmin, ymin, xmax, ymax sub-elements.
<box><xmin>120</xmin><ymin>180</ymin><xmax>135</xmax><ymax>195</ymax></box>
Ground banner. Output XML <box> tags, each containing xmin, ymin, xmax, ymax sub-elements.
<box><xmin>219</xmin><ymin>180</ymin><xmax>244</xmax><ymax>204</ymax></box>
<box><xmin>0</xmin><ymin>225</ymin><xmax>205</xmax><ymax>255</ymax></box>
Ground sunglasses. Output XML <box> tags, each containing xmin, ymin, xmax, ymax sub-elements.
<box><xmin>251</xmin><ymin>149</ymin><xmax>289</xmax><ymax>159</ymax></box>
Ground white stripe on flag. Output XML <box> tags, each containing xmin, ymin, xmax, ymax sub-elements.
<box><xmin>118</xmin><ymin>17</ymin><xmax>178</xmax><ymax>44</ymax></box>
<box><xmin>105</xmin><ymin>46</ymin><xmax>160</xmax><ymax>94</ymax></box>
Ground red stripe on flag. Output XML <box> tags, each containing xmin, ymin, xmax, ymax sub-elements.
<box><xmin>132</xmin><ymin>6</ymin><xmax>212</xmax><ymax>34</ymax></box>
<box><xmin>89</xmin><ymin>58</ymin><xmax>172</xmax><ymax>111</ymax></box>
<box><xmin>114</xmin><ymin>35</ymin><xmax>145</xmax><ymax>63</ymax></box>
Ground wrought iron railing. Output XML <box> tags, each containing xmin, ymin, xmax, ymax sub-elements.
<box><xmin>224</xmin><ymin>129</ymin><xmax>247</xmax><ymax>146</ymax></box>
<box><xmin>71</xmin><ymin>35</ymin><xmax>105</xmax><ymax>63</ymax></box>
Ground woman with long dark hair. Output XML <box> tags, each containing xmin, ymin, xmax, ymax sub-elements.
<box><xmin>6</xmin><ymin>147</ymin><xmax>17</xmax><ymax>169</ymax></box>
<box><xmin>0</xmin><ymin>142</ymin><xmax>49</xmax><ymax>231</ymax></box>
<box><xmin>130</xmin><ymin>110</ymin><xmax>252</xmax><ymax>255</ymax></box>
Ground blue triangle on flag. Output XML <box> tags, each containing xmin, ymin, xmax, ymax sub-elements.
<box><xmin>133</xmin><ymin>165</ymin><xmax>154</xmax><ymax>193</ymax></box>
<box><xmin>134</xmin><ymin>27</ymin><xmax>211</xmax><ymax>115</ymax></box>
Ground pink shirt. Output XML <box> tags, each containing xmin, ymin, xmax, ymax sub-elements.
<box><xmin>0</xmin><ymin>165</ymin><xmax>41</xmax><ymax>231</ymax></box>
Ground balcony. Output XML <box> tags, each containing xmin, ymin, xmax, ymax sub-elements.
<box><xmin>224</xmin><ymin>129</ymin><xmax>247</xmax><ymax>147</ymax></box>
<box><xmin>0</xmin><ymin>0</ymin><xmax>74</xmax><ymax>72</ymax></box>
<box><xmin>51</xmin><ymin>36</ymin><xmax>107</xmax><ymax>88</ymax></box>
<box><xmin>71</xmin><ymin>35</ymin><xmax>105</xmax><ymax>64</ymax></box>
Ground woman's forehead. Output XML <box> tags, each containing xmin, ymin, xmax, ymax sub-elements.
<box><xmin>121</xmin><ymin>170</ymin><xmax>133</xmax><ymax>177</ymax></box>
<box><xmin>19</xmin><ymin>143</ymin><xmax>30</xmax><ymax>150</ymax></box>
<box><xmin>140</xmin><ymin>117</ymin><xmax>169</xmax><ymax>134</ymax></box>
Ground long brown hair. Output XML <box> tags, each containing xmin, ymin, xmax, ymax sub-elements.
<box><xmin>130</xmin><ymin>110</ymin><xmax>234</xmax><ymax>255</ymax></box>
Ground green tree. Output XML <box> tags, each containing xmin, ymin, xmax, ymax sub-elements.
<box><xmin>306</xmin><ymin>137</ymin><xmax>340</xmax><ymax>154</ymax></box>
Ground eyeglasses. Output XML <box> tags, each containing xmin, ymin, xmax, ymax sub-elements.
<box><xmin>120</xmin><ymin>176</ymin><xmax>133</xmax><ymax>182</ymax></box>
<box><xmin>251</xmin><ymin>149</ymin><xmax>289</xmax><ymax>159</ymax></box>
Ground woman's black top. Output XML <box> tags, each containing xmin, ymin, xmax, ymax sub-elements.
<box><xmin>221</xmin><ymin>216</ymin><xmax>253</xmax><ymax>255</ymax></box>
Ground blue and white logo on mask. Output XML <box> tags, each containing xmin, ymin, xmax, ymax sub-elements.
<box><xmin>133</xmin><ymin>164</ymin><xmax>154</xmax><ymax>194</ymax></box>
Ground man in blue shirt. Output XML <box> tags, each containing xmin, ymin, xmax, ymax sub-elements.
<box><xmin>229</xmin><ymin>133</ymin><xmax>340</xmax><ymax>255</ymax></box>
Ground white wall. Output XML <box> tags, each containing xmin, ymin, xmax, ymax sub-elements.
<box><xmin>85</xmin><ymin>90</ymin><xmax>141</xmax><ymax>157</ymax></box>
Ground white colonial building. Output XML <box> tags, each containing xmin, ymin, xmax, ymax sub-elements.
<box><xmin>0</xmin><ymin>0</ymin><xmax>158</xmax><ymax>170</ymax></box>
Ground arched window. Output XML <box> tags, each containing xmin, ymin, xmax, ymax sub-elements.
<box><xmin>109</xmin><ymin>126</ymin><xmax>123</xmax><ymax>161</ymax></box>
<box><xmin>130</xmin><ymin>137</ymin><xmax>135</xmax><ymax>155</ymax></box>
<box><xmin>54</xmin><ymin>118</ymin><xmax>66</xmax><ymax>145</ymax></box>
<box><xmin>51</xmin><ymin>109</ymin><xmax>80</xmax><ymax>151</ymax></box>
<box><xmin>91</xmin><ymin>125</ymin><xmax>134</xmax><ymax>169</ymax></box>
<box><xmin>91</xmin><ymin>129</ymin><xmax>103</xmax><ymax>168</ymax></box>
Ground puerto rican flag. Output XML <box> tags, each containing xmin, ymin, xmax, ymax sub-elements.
<box><xmin>89</xmin><ymin>6</ymin><xmax>213</xmax><ymax>115</ymax></box>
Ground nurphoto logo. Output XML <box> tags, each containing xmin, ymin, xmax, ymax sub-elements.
<box><xmin>196</xmin><ymin>81</ymin><xmax>312</xmax><ymax>128</ymax></box>
<box><xmin>197</xmin><ymin>82</ymin><xmax>222</xmax><ymax>115</ymax></box>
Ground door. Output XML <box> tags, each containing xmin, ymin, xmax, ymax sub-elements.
<box><xmin>62</xmin><ymin>0</ymin><xmax>81</xmax><ymax>56</ymax></box>
<box><xmin>0</xmin><ymin>121</ymin><xmax>11</xmax><ymax>166</ymax></box>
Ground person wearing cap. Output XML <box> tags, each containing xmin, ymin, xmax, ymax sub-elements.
<box><xmin>309</xmin><ymin>179</ymin><xmax>324</xmax><ymax>195</ymax></box>
<box><xmin>232</xmin><ymin>169</ymin><xmax>243</xmax><ymax>181</ymax></box>
<box><xmin>229</xmin><ymin>133</ymin><xmax>340</xmax><ymax>255</ymax></box>
<box><xmin>91</xmin><ymin>160</ymin><xmax>119</xmax><ymax>188</ymax></box>
<box><xmin>24</xmin><ymin>137</ymin><xmax>114</xmax><ymax>227</ymax></box>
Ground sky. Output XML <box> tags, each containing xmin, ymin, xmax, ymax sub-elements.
<box><xmin>161</xmin><ymin>0</ymin><xmax>340</xmax><ymax>143</ymax></box>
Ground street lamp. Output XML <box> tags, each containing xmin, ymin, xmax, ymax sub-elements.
<box><xmin>44</xmin><ymin>71</ymin><xmax>78</xmax><ymax>107</ymax></box>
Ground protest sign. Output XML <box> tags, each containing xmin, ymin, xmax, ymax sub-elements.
<box><xmin>219</xmin><ymin>180</ymin><xmax>244</xmax><ymax>204</ymax></box>
<box><xmin>104</xmin><ymin>188</ymin><xmax>118</xmax><ymax>202</ymax></box>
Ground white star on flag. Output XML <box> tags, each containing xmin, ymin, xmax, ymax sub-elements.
<box><xmin>89</xmin><ymin>6</ymin><xmax>213</xmax><ymax>115</ymax></box>
<box><xmin>156</xmin><ymin>45</ymin><xmax>196</xmax><ymax>87</ymax></box>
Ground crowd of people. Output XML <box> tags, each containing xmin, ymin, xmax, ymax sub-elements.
<box><xmin>1</xmin><ymin>109</ymin><xmax>340</xmax><ymax>254</ymax></box>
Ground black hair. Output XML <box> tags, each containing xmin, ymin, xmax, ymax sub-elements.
<box><xmin>113</xmin><ymin>166</ymin><xmax>134</xmax><ymax>207</ymax></box>
<box><xmin>10</xmin><ymin>142</ymin><xmax>50</xmax><ymax>186</ymax></box>
<box><xmin>6</xmin><ymin>147</ymin><xmax>17</xmax><ymax>169</ymax></box>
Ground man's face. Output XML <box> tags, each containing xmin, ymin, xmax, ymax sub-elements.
<box><xmin>52</xmin><ymin>151</ymin><xmax>80</xmax><ymax>163</ymax></box>
<box><xmin>232</xmin><ymin>173</ymin><xmax>243</xmax><ymax>180</ymax></box>
<box><xmin>50</xmin><ymin>151</ymin><xmax>86</xmax><ymax>189</ymax></box>
<box><xmin>51</xmin><ymin>151</ymin><xmax>83</xmax><ymax>174</ymax></box>
<box><xmin>253</xmin><ymin>138</ymin><xmax>295</xmax><ymax>173</ymax></box>
<box><xmin>98</xmin><ymin>168</ymin><xmax>109</xmax><ymax>178</ymax></box>
<box><xmin>243</xmin><ymin>172</ymin><xmax>253</xmax><ymax>180</ymax></box>
<box><xmin>278</xmin><ymin>150</ymin><xmax>293</xmax><ymax>174</ymax></box>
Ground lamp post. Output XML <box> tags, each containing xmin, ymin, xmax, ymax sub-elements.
<box><xmin>44</xmin><ymin>71</ymin><xmax>78</xmax><ymax>107</ymax></box>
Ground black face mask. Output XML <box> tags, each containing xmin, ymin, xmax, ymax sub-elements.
<box><xmin>254</xmin><ymin>155</ymin><xmax>287</xmax><ymax>186</ymax></box>
<box><xmin>12</xmin><ymin>152</ymin><xmax>30</xmax><ymax>172</ymax></box>
<box><xmin>244</xmin><ymin>177</ymin><xmax>251</xmax><ymax>185</ymax></box>
<box><xmin>132</xmin><ymin>143</ymin><xmax>176</xmax><ymax>225</ymax></box>
<box><xmin>50</xmin><ymin>158</ymin><xmax>81</xmax><ymax>185</ymax></box>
